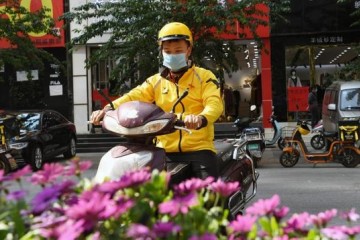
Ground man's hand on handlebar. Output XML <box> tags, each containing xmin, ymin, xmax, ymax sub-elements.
<box><xmin>90</xmin><ymin>106</ymin><xmax>112</xmax><ymax>125</ymax></box>
<box><xmin>184</xmin><ymin>114</ymin><xmax>207</xmax><ymax>130</ymax></box>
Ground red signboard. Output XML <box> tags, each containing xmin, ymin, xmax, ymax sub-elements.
<box><xmin>0</xmin><ymin>0</ymin><xmax>64</xmax><ymax>48</ymax></box>
<box><xmin>287</xmin><ymin>87</ymin><xmax>309</xmax><ymax>112</ymax></box>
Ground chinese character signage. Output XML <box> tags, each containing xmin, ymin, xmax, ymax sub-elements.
<box><xmin>0</xmin><ymin>0</ymin><xmax>64</xmax><ymax>48</ymax></box>
<box><xmin>287</xmin><ymin>87</ymin><xmax>309</xmax><ymax>112</ymax></box>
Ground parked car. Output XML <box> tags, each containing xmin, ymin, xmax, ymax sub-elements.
<box><xmin>4</xmin><ymin>109</ymin><xmax>77</xmax><ymax>170</ymax></box>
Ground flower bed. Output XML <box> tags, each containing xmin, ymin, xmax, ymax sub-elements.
<box><xmin>1</xmin><ymin>158</ymin><xmax>359</xmax><ymax>239</ymax></box>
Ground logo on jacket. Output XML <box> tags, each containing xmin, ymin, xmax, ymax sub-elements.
<box><xmin>206</xmin><ymin>79</ymin><xmax>220</xmax><ymax>89</ymax></box>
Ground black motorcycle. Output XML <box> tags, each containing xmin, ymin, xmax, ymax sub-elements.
<box><xmin>233</xmin><ymin>106</ymin><xmax>266</xmax><ymax>168</ymax></box>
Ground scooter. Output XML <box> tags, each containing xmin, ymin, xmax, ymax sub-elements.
<box><xmin>279</xmin><ymin>119</ymin><xmax>360</xmax><ymax>168</ymax></box>
<box><xmin>264</xmin><ymin>112</ymin><xmax>287</xmax><ymax>150</ymax></box>
<box><xmin>233</xmin><ymin>105</ymin><xmax>265</xmax><ymax>168</ymax></box>
<box><xmin>94</xmin><ymin>89</ymin><xmax>259</xmax><ymax>218</ymax></box>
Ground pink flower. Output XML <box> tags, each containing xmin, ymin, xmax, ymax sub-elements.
<box><xmin>310</xmin><ymin>209</ymin><xmax>337</xmax><ymax>228</ymax></box>
<box><xmin>174</xmin><ymin>177</ymin><xmax>214</xmax><ymax>194</ymax></box>
<box><xmin>126</xmin><ymin>223</ymin><xmax>155</xmax><ymax>239</ymax></box>
<box><xmin>30</xmin><ymin>163</ymin><xmax>65</xmax><ymax>185</ymax></box>
<box><xmin>39</xmin><ymin>218</ymin><xmax>84</xmax><ymax>240</ymax></box>
<box><xmin>246</xmin><ymin>194</ymin><xmax>281</xmax><ymax>217</ymax></box>
<box><xmin>65</xmin><ymin>159</ymin><xmax>92</xmax><ymax>176</ymax></box>
<box><xmin>7</xmin><ymin>165</ymin><xmax>32</xmax><ymax>181</ymax></box>
<box><xmin>321</xmin><ymin>226</ymin><xmax>349</xmax><ymax>240</ymax></box>
<box><xmin>284</xmin><ymin>212</ymin><xmax>310</xmax><ymax>234</ymax></box>
<box><xmin>340</xmin><ymin>208</ymin><xmax>359</xmax><ymax>222</ymax></box>
<box><xmin>153</xmin><ymin>221</ymin><xmax>181</xmax><ymax>238</ymax></box>
<box><xmin>228</xmin><ymin>214</ymin><xmax>257</xmax><ymax>234</ymax></box>
<box><xmin>66</xmin><ymin>191</ymin><xmax>133</xmax><ymax>231</ymax></box>
<box><xmin>118</xmin><ymin>168</ymin><xmax>151</xmax><ymax>188</ymax></box>
<box><xmin>159</xmin><ymin>192</ymin><xmax>198</xmax><ymax>217</ymax></box>
<box><xmin>209</xmin><ymin>179</ymin><xmax>240</xmax><ymax>197</ymax></box>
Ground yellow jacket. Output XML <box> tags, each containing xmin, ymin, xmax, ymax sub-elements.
<box><xmin>110</xmin><ymin>65</ymin><xmax>224</xmax><ymax>153</ymax></box>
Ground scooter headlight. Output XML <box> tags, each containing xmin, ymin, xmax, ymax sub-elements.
<box><xmin>104</xmin><ymin>117</ymin><xmax>170</xmax><ymax>136</ymax></box>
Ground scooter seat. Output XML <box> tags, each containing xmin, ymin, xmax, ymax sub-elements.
<box><xmin>323</xmin><ymin>131</ymin><xmax>337</xmax><ymax>138</ymax></box>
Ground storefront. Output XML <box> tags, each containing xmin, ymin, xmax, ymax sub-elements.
<box><xmin>270</xmin><ymin>0</ymin><xmax>360</xmax><ymax>122</ymax></box>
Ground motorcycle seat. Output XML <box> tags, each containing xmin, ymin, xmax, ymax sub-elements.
<box><xmin>214</xmin><ymin>139</ymin><xmax>236</xmax><ymax>169</ymax></box>
<box><xmin>323</xmin><ymin>131</ymin><xmax>337</xmax><ymax>138</ymax></box>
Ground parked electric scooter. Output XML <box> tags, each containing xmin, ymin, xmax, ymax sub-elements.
<box><xmin>264</xmin><ymin>112</ymin><xmax>287</xmax><ymax>150</ymax></box>
<box><xmin>233</xmin><ymin>105</ymin><xmax>265</xmax><ymax>168</ymax></box>
<box><xmin>279</xmin><ymin>118</ymin><xmax>360</xmax><ymax>168</ymax></box>
<box><xmin>93</xmin><ymin>89</ymin><xmax>259</xmax><ymax>218</ymax></box>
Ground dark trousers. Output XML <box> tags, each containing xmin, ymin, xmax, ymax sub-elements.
<box><xmin>166</xmin><ymin>150</ymin><xmax>219</xmax><ymax>186</ymax></box>
<box><xmin>310</xmin><ymin>105</ymin><xmax>320</xmax><ymax>128</ymax></box>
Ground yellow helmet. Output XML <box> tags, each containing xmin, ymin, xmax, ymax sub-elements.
<box><xmin>158</xmin><ymin>22</ymin><xmax>193</xmax><ymax>46</ymax></box>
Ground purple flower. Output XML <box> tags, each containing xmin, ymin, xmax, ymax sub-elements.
<box><xmin>209</xmin><ymin>179</ymin><xmax>240</xmax><ymax>197</ymax></box>
<box><xmin>65</xmin><ymin>158</ymin><xmax>92</xmax><ymax>176</ymax></box>
<box><xmin>30</xmin><ymin>163</ymin><xmax>65</xmax><ymax>185</ymax></box>
<box><xmin>340</xmin><ymin>208</ymin><xmax>360</xmax><ymax>222</ymax></box>
<box><xmin>7</xmin><ymin>189</ymin><xmax>27</xmax><ymax>201</ymax></box>
<box><xmin>7</xmin><ymin>165</ymin><xmax>32</xmax><ymax>181</ymax></box>
<box><xmin>159</xmin><ymin>192</ymin><xmax>198</xmax><ymax>217</ymax></box>
<box><xmin>310</xmin><ymin>209</ymin><xmax>337</xmax><ymax>228</ymax></box>
<box><xmin>126</xmin><ymin>223</ymin><xmax>155</xmax><ymax>239</ymax></box>
<box><xmin>174</xmin><ymin>177</ymin><xmax>214</xmax><ymax>194</ymax></box>
<box><xmin>246</xmin><ymin>194</ymin><xmax>281</xmax><ymax>217</ymax></box>
<box><xmin>153</xmin><ymin>221</ymin><xmax>181</xmax><ymax>238</ymax></box>
<box><xmin>284</xmin><ymin>212</ymin><xmax>310</xmax><ymax>234</ymax></box>
<box><xmin>31</xmin><ymin>185</ymin><xmax>62</xmax><ymax>215</ymax></box>
<box><xmin>189</xmin><ymin>233</ymin><xmax>218</xmax><ymax>240</ymax></box>
<box><xmin>228</xmin><ymin>214</ymin><xmax>257</xmax><ymax>234</ymax></box>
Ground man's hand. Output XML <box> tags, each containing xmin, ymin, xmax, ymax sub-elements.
<box><xmin>90</xmin><ymin>109</ymin><xmax>106</xmax><ymax>125</ymax></box>
<box><xmin>184</xmin><ymin>114</ymin><xmax>206</xmax><ymax>130</ymax></box>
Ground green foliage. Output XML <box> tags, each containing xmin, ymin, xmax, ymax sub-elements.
<box><xmin>62</xmin><ymin>0</ymin><xmax>290</xmax><ymax>87</ymax></box>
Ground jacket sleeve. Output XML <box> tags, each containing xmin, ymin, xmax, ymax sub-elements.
<box><xmin>199</xmin><ymin>71</ymin><xmax>224</xmax><ymax>123</ymax></box>
<box><xmin>109</xmin><ymin>77</ymin><xmax>156</xmax><ymax>109</ymax></box>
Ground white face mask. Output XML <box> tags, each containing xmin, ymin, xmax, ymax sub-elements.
<box><xmin>162</xmin><ymin>52</ymin><xmax>188</xmax><ymax>72</ymax></box>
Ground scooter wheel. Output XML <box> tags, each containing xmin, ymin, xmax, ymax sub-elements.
<box><xmin>279</xmin><ymin>150</ymin><xmax>299</xmax><ymax>168</ymax></box>
<box><xmin>340</xmin><ymin>148</ymin><xmax>359</xmax><ymax>168</ymax></box>
<box><xmin>310</xmin><ymin>134</ymin><xmax>325</xmax><ymax>150</ymax></box>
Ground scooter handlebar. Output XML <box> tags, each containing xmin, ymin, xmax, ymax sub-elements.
<box><xmin>174</xmin><ymin>119</ymin><xmax>192</xmax><ymax>134</ymax></box>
